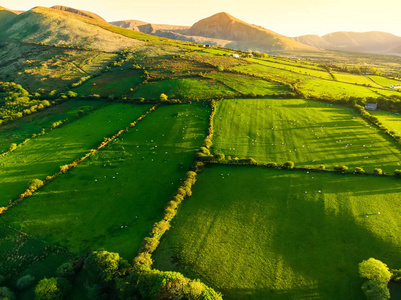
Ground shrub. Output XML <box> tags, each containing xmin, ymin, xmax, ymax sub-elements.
<box><xmin>60</xmin><ymin>165</ymin><xmax>69</xmax><ymax>173</ymax></box>
<box><xmin>203</xmin><ymin>138</ymin><xmax>213</xmax><ymax>148</ymax></box>
<box><xmin>56</xmin><ymin>262</ymin><xmax>75</xmax><ymax>278</ymax></box>
<box><xmin>28</xmin><ymin>179</ymin><xmax>44</xmax><ymax>191</ymax></box>
<box><xmin>354</xmin><ymin>167</ymin><xmax>366</xmax><ymax>174</ymax></box>
<box><xmin>141</xmin><ymin>237</ymin><xmax>160</xmax><ymax>253</ymax></box>
<box><xmin>334</xmin><ymin>165</ymin><xmax>348</xmax><ymax>173</ymax></box>
<box><xmin>265</xmin><ymin>162</ymin><xmax>277</xmax><ymax>168</ymax></box>
<box><xmin>318</xmin><ymin>165</ymin><xmax>325</xmax><ymax>171</ymax></box>
<box><xmin>214</xmin><ymin>153</ymin><xmax>225</xmax><ymax>162</ymax></box>
<box><xmin>17</xmin><ymin>274</ymin><xmax>35</xmax><ymax>290</ymax></box>
<box><xmin>359</xmin><ymin>258</ymin><xmax>392</xmax><ymax>282</ymax></box>
<box><xmin>361</xmin><ymin>280</ymin><xmax>390</xmax><ymax>300</ymax></box>
<box><xmin>374</xmin><ymin>168</ymin><xmax>383</xmax><ymax>175</ymax></box>
<box><xmin>0</xmin><ymin>286</ymin><xmax>15</xmax><ymax>300</ymax></box>
<box><xmin>217</xmin><ymin>65</ymin><xmax>224</xmax><ymax>72</ymax></box>
<box><xmin>160</xmin><ymin>93</ymin><xmax>168</xmax><ymax>103</ymax></box>
<box><xmin>283</xmin><ymin>161</ymin><xmax>295</xmax><ymax>169</ymax></box>
<box><xmin>151</xmin><ymin>221</ymin><xmax>170</xmax><ymax>237</ymax></box>
<box><xmin>84</xmin><ymin>251</ymin><xmax>121</xmax><ymax>283</ymax></box>
<box><xmin>395</xmin><ymin>170</ymin><xmax>401</xmax><ymax>177</ymax></box>
<box><xmin>192</xmin><ymin>161</ymin><xmax>204</xmax><ymax>172</ymax></box>
<box><xmin>35</xmin><ymin>277</ymin><xmax>61</xmax><ymax>300</ymax></box>
<box><xmin>9</xmin><ymin>143</ymin><xmax>17</xmax><ymax>152</ymax></box>
<box><xmin>133</xmin><ymin>252</ymin><xmax>153</xmax><ymax>268</ymax></box>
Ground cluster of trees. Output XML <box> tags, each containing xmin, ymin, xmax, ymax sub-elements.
<box><xmin>359</xmin><ymin>258</ymin><xmax>392</xmax><ymax>300</ymax></box>
<box><xmin>0</xmin><ymin>82</ymin><xmax>53</xmax><ymax>125</ymax></box>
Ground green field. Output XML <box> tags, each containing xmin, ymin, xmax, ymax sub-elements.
<box><xmin>73</xmin><ymin>70</ymin><xmax>144</xmax><ymax>96</ymax></box>
<box><xmin>371</xmin><ymin>110</ymin><xmax>401</xmax><ymax>134</ymax></box>
<box><xmin>332</xmin><ymin>72</ymin><xmax>382</xmax><ymax>88</ymax></box>
<box><xmin>0</xmin><ymin>103</ymin><xmax>150</xmax><ymax>206</ymax></box>
<box><xmin>154</xmin><ymin>165</ymin><xmax>401</xmax><ymax>299</ymax></box>
<box><xmin>298</xmin><ymin>78</ymin><xmax>379</xmax><ymax>99</ymax></box>
<box><xmin>206</xmin><ymin>71</ymin><xmax>290</xmax><ymax>96</ymax></box>
<box><xmin>0</xmin><ymin>104</ymin><xmax>210</xmax><ymax>259</ymax></box>
<box><xmin>212</xmin><ymin>99</ymin><xmax>401</xmax><ymax>172</ymax></box>
<box><xmin>368</xmin><ymin>75</ymin><xmax>401</xmax><ymax>87</ymax></box>
<box><xmin>247</xmin><ymin>58</ymin><xmax>333</xmax><ymax>80</ymax></box>
<box><xmin>134</xmin><ymin>78</ymin><xmax>236</xmax><ymax>100</ymax></box>
<box><xmin>0</xmin><ymin>99</ymin><xmax>106</xmax><ymax>153</ymax></box>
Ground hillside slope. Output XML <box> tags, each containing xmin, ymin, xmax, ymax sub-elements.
<box><xmin>51</xmin><ymin>5</ymin><xmax>106</xmax><ymax>22</ymax></box>
<box><xmin>0</xmin><ymin>6</ymin><xmax>22</xmax><ymax>28</ymax></box>
<box><xmin>0</xmin><ymin>6</ymin><xmax>143</xmax><ymax>52</ymax></box>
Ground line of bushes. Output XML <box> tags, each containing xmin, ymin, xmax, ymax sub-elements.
<box><xmin>127</xmin><ymin>101</ymin><xmax>222</xmax><ymax>299</ymax></box>
<box><xmin>2</xmin><ymin>105</ymin><xmax>158</xmax><ymax>213</ymax></box>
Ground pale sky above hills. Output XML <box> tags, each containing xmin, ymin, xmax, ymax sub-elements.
<box><xmin>2</xmin><ymin>0</ymin><xmax>401</xmax><ymax>37</ymax></box>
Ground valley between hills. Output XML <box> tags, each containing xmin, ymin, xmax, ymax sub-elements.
<box><xmin>1</xmin><ymin>4</ymin><xmax>401</xmax><ymax>300</ymax></box>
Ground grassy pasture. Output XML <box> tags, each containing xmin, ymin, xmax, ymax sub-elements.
<box><xmin>247</xmin><ymin>58</ymin><xmax>333</xmax><ymax>80</ymax></box>
<box><xmin>134</xmin><ymin>78</ymin><xmax>236</xmax><ymax>101</ymax></box>
<box><xmin>0</xmin><ymin>100</ymin><xmax>106</xmax><ymax>153</ymax></box>
<box><xmin>298</xmin><ymin>78</ymin><xmax>380</xmax><ymax>99</ymax></box>
<box><xmin>332</xmin><ymin>72</ymin><xmax>382</xmax><ymax>88</ymax></box>
<box><xmin>212</xmin><ymin>99</ymin><xmax>401</xmax><ymax>172</ymax></box>
<box><xmin>0</xmin><ymin>42</ymin><xmax>117</xmax><ymax>92</ymax></box>
<box><xmin>368</xmin><ymin>75</ymin><xmax>401</xmax><ymax>87</ymax></box>
<box><xmin>0</xmin><ymin>103</ymin><xmax>150</xmax><ymax>206</ymax></box>
<box><xmin>185</xmin><ymin>52</ymin><xmax>245</xmax><ymax>69</ymax></box>
<box><xmin>232</xmin><ymin>63</ymin><xmax>311</xmax><ymax>84</ymax></box>
<box><xmin>154</xmin><ymin>165</ymin><xmax>401</xmax><ymax>299</ymax></box>
<box><xmin>371</xmin><ymin>110</ymin><xmax>401</xmax><ymax>135</ymax></box>
<box><xmin>1</xmin><ymin>104</ymin><xmax>210</xmax><ymax>259</ymax></box>
<box><xmin>73</xmin><ymin>70</ymin><xmax>144</xmax><ymax>96</ymax></box>
<box><xmin>206</xmin><ymin>72</ymin><xmax>290</xmax><ymax>96</ymax></box>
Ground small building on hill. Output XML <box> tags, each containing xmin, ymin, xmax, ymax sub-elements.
<box><xmin>232</xmin><ymin>54</ymin><xmax>240</xmax><ymax>58</ymax></box>
<box><xmin>390</xmin><ymin>85</ymin><xmax>401</xmax><ymax>89</ymax></box>
<box><xmin>365</xmin><ymin>103</ymin><xmax>378</xmax><ymax>111</ymax></box>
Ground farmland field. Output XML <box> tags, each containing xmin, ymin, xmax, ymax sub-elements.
<box><xmin>371</xmin><ymin>110</ymin><xmax>401</xmax><ymax>134</ymax></box>
<box><xmin>212</xmin><ymin>98</ymin><xmax>401</xmax><ymax>172</ymax></box>
<box><xmin>368</xmin><ymin>75</ymin><xmax>401</xmax><ymax>87</ymax></box>
<box><xmin>298</xmin><ymin>78</ymin><xmax>380</xmax><ymax>99</ymax></box>
<box><xmin>72</xmin><ymin>70</ymin><xmax>144</xmax><ymax>96</ymax></box>
<box><xmin>331</xmin><ymin>72</ymin><xmax>382</xmax><ymax>88</ymax></box>
<box><xmin>247</xmin><ymin>58</ymin><xmax>333</xmax><ymax>80</ymax></box>
<box><xmin>0</xmin><ymin>104</ymin><xmax>210</xmax><ymax>259</ymax></box>
<box><xmin>206</xmin><ymin>71</ymin><xmax>290</xmax><ymax>95</ymax></box>
<box><xmin>133</xmin><ymin>78</ymin><xmax>236</xmax><ymax>100</ymax></box>
<box><xmin>154</xmin><ymin>165</ymin><xmax>401</xmax><ymax>299</ymax></box>
<box><xmin>0</xmin><ymin>103</ymin><xmax>151</xmax><ymax>206</ymax></box>
<box><xmin>0</xmin><ymin>99</ymin><xmax>107</xmax><ymax>153</ymax></box>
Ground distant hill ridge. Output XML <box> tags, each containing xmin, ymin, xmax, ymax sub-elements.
<box><xmin>294</xmin><ymin>31</ymin><xmax>401</xmax><ymax>54</ymax></box>
<box><xmin>51</xmin><ymin>5</ymin><xmax>106</xmax><ymax>22</ymax></box>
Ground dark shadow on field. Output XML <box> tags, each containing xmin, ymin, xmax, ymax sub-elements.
<box><xmin>175</xmin><ymin>166</ymin><xmax>401</xmax><ymax>300</ymax></box>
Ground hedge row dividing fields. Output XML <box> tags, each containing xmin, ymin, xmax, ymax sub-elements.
<box><xmin>0</xmin><ymin>103</ymin><xmax>152</xmax><ymax>207</ymax></box>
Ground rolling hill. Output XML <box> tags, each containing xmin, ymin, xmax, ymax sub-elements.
<box><xmin>0</xmin><ymin>6</ymin><xmax>143</xmax><ymax>52</ymax></box>
<box><xmin>295</xmin><ymin>31</ymin><xmax>401</xmax><ymax>54</ymax></box>
<box><xmin>0</xmin><ymin>6</ymin><xmax>22</xmax><ymax>29</ymax></box>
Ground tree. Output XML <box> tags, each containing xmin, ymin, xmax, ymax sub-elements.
<box><xmin>29</xmin><ymin>179</ymin><xmax>44</xmax><ymax>191</ymax></box>
<box><xmin>283</xmin><ymin>161</ymin><xmax>295</xmax><ymax>169</ymax></box>
<box><xmin>374</xmin><ymin>168</ymin><xmax>383</xmax><ymax>175</ymax></box>
<box><xmin>359</xmin><ymin>258</ymin><xmax>392</xmax><ymax>282</ymax></box>
<box><xmin>17</xmin><ymin>274</ymin><xmax>35</xmax><ymax>290</ymax></box>
<box><xmin>35</xmin><ymin>277</ymin><xmax>61</xmax><ymax>300</ymax></box>
<box><xmin>141</xmin><ymin>237</ymin><xmax>160</xmax><ymax>253</ymax></box>
<box><xmin>361</xmin><ymin>280</ymin><xmax>390</xmax><ymax>300</ymax></box>
<box><xmin>160</xmin><ymin>93</ymin><xmax>168</xmax><ymax>103</ymax></box>
<box><xmin>9</xmin><ymin>143</ymin><xmax>17</xmax><ymax>152</ymax></box>
<box><xmin>0</xmin><ymin>286</ymin><xmax>15</xmax><ymax>300</ymax></box>
<box><xmin>84</xmin><ymin>251</ymin><xmax>120</xmax><ymax>283</ymax></box>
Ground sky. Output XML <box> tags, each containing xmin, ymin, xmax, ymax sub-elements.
<box><xmin>2</xmin><ymin>0</ymin><xmax>401</xmax><ymax>37</ymax></box>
